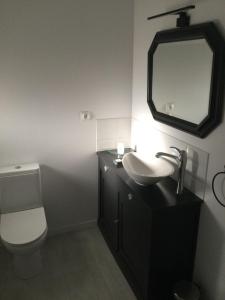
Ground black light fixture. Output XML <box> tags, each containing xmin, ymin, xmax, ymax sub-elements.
<box><xmin>147</xmin><ymin>5</ymin><xmax>195</xmax><ymax>28</ymax></box>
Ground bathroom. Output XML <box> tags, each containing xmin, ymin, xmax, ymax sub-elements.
<box><xmin>0</xmin><ymin>0</ymin><xmax>225</xmax><ymax>299</ymax></box>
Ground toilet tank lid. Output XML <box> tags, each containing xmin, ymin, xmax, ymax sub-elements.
<box><xmin>0</xmin><ymin>163</ymin><xmax>40</xmax><ymax>178</ymax></box>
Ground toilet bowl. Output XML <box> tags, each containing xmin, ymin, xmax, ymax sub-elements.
<box><xmin>0</xmin><ymin>163</ymin><xmax>48</xmax><ymax>279</ymax></box>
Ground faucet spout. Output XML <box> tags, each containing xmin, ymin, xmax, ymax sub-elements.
<box><xmin>155</xmin><ymin>147</ymin><xmax>187</xmax><ymax>195</ymax></box>
<box><xmin>155</xmin><ymin>152</ymin><xmax>179</xmax><ymax>162</ymax></box>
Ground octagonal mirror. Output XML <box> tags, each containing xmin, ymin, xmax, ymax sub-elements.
<box><xmin>147</xmin><ymin>22</ymin><xmax>225</xmax><ymax>138</ymax></box>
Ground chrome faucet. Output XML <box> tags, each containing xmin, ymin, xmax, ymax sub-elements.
<box><xmin>155</xmin><ymin>146</ymin><xmax>187</xmax><ymax>195</ymax></box>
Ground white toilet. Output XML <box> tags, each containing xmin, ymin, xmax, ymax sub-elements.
<box><xmin>0</xmin><ymin>163</ymin><xmax>48</xmax><ymax>279</ymax></box>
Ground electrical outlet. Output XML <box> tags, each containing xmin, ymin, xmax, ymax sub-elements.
<box><xmin>80</xmin><ymin>111</ymin><xmax>92</xmax><ymax>121</ymax></box>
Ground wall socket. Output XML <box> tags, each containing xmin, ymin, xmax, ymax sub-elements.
<box><xmin>80</xmin><ymin>111</ymin><xmax>92</xmax><ymax>121</ymax></box>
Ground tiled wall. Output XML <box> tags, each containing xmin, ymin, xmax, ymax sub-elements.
<box><xmin>96</xmin><ymin>117</ymin><xmax>208</xmax><ymax>199</ymax></box>
<box><xmin>96</xmin><ymin>118</ymin><xmax>131</xmax><ymax>151</ymax></box>
<box><xmin>131</xmin><ymin>119</ymin><xmax>209</xmax><ymax>200</ymax></box>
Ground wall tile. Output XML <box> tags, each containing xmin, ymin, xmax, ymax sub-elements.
<box><xmin>132</xmin><ymin>119</ymin><xmax>209</xmax><ymax>199</ymax></box>
<box><xmin>96</xmin><ymin>118</ymin><xmax>131</xmax><ymax>151</ymax></box>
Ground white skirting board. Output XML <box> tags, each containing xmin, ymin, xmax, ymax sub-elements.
<box><xmin>0</xmin><ymin>220</ymin><xmax>97</xmax><ymax>248</ymax></box>
<box><xmin>47</xmin><ymin>219</ymin><xmax>97</xmax><ymax>237</ymax></box>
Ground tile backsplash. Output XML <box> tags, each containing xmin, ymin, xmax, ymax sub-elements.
<box><xmin>185</xmin><ymin>144</ymin><xmax>209</xmax><ymax>200</ymax></box>
<box><xmin>96</xmin><ymin>118</ymin><xmax>131</xmax><ymax>151</ymax></box>
<box><xmin>131</xmin><ymin>119</ymin><xmax>209</xmax><ymax>200</ymax></box>
<box><xmin>96</xmin><ymin>117</ymin><xmax>209</xmax><ymax>199</ymax></box>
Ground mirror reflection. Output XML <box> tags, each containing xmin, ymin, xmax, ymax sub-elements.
<box><xmin>152</xmin><ymin>39</ymin><xmax>213</xmax><ymax>124</ymax></box>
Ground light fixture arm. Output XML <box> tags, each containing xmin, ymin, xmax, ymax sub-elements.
<box><xmin>147</xmin><ymin>5</ymin><xmax>195</xmax><ymax>28</ymax></box>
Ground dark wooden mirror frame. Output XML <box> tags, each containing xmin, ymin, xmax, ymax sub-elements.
<box><xmin>147</xmin><ymin>22</ymin><xmax>225</xmax><ymax>138</ymax></box>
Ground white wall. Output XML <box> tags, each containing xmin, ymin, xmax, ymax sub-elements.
<box><xmin>0</xmin><ymin>0</ymin><xmax>134</xmax><ymax>233</ymax></box>
<box><xmin>132</xmin><ymin>1</ymin><xmax>225</xmax><ymax>299</ymax></box>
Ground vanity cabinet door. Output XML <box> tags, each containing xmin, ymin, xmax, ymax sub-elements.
<box><xmin>98</xmin><ymin>160</ymin><xmax>119</xmax><ymax>251</ymax></box>
<box><xmin>118</xmin><ymin>180</ymin><xmax>151</xmax><ymax>300</ymax></box>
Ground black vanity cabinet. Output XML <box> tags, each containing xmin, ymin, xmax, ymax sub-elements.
<box><xmin>118</xmin><ymin>179</ymin><xmax>151</xmax><ymax>300</ymax></box>
<box><xmin>97</xmin><ymin>152</ymin><xmax>202</xmax><ymax>300</ymax></box>
<box><xmin>98</xmin><ymin>154</ymin><xmax>119</xmax><ymax>251</ymax></box>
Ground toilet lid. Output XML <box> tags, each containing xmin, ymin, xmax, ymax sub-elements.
<box><xmin>0</xmin><ymin>207</ymin><xmax>47</xmax><ymax>245</ymax></box>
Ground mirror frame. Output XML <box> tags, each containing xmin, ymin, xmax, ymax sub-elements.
<box><xmin>147</xmin><ymin>22</ymin><xmax>225</xmax><ymax>138</ymax></box>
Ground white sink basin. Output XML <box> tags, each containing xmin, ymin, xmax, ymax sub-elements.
<box><xmin>122</xmin><ymin>152</ymin><xmax>175</xmax><ymax>186</ymax></box>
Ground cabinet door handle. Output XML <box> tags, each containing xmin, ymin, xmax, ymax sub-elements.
<box><xmin>128</xmin><ymin>193</ymin><xmax>133</xmax><ymax>200</ymax></box>
<box><xmin>114</xmin><ymin>219</ymin><xmax>119</xmax><ymax>224</ymax></box>
<box><xmin>104</xmin><ymin>165</ymin><xmax>109</xmax><ymax>172</ymax></box>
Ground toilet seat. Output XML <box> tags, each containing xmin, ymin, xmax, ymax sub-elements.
<box><xmin>0</xmin><ymin>207</ymin><xmax>47</xmax><ymax>245</ymax></box>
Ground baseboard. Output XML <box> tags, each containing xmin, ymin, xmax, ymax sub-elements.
<box><xmin>47</xmin><ymin>219</ymin><xmax>97</xmax><ymax>237</ymax></box>
<box><xmin>0</xmin><ymin>220</ymin><xmax>97</xmax><ymax>247</ymax></box>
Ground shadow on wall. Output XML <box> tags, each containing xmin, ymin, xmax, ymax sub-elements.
<box><xmin>40</xmin><ymin>165</ymin><xmax>98</xmax><ymax>235</ymax></box>
<box><xmin>184</xmin><ymin>150</ymin><xmax>207</xmax><ymax>200</ymax></box>
<box><xmin>187</xmin><ymin>150</ymin><xmax>199</xmax><ymax>192</ymax></box>
<box><xmin>195</xmin><ymin>202</ymin><xmax>225</xmax><ymax>300</ymax></box>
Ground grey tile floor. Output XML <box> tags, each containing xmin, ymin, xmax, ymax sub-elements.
<box><xmin>0</xmin><ymin>226</ymin><xmax>136</xmax><ymax>300</ymax></box>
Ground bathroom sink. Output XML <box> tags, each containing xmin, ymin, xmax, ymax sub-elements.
<box><xmin>122</xmin><ymin>152</ymin><xmax>175</xmax><ymax>186</ymax></box>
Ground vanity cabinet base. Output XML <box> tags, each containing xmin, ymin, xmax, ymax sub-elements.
<box><xmin>98</xmin><ymin>152</ymin><xmax>202</xmax><ymax>300</ymax></box>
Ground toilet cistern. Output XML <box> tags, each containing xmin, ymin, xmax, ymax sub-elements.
<box><xmin>0</xmin><ymin>163</ymin><xmax>48</xmax><ymax>279</ymax></box>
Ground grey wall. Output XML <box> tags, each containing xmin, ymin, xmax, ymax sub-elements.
<box><xmin>0</xmin><ymin>0</ymin><xmax>134</xmax><ymax>233</ymax></box>
<box><xmin>132</xmin><ymin>1</ymin><xmax>225</xmax><ymax>299</ymax></box>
